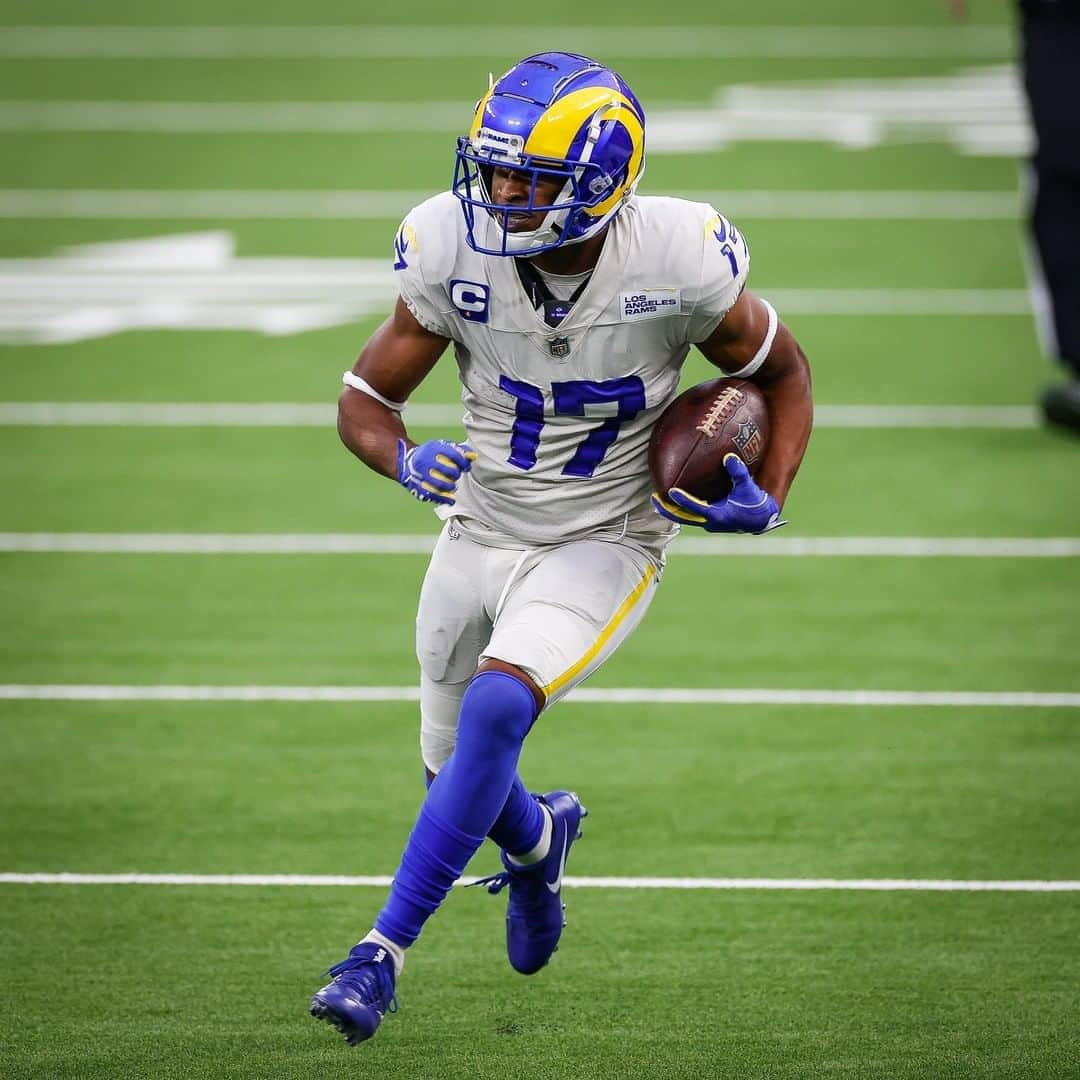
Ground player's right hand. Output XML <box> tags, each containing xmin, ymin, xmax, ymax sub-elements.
<box><xmin>397</xmin><ymin>439</ymin><xmax>477</xmax><ymax>505</ymax></box>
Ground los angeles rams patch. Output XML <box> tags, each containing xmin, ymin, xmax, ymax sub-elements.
<box><xmin>620</xmin><ymin>289</ymin><xmax>682</xmax><ymax>322</ymax></box>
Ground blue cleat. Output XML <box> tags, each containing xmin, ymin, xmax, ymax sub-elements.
<box><xmin>309</xmin><ymin>942</ymin><xmax>398</xmax><ymax>1046</ymax></box>
<box><xmin>474</xmin><ymin>790</ymin><xmax>587</xmax><ymax>975</ymax></box>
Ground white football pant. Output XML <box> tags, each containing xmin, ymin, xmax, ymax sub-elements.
<box><xmin>415</xmin><ymin>521</ymin><xmax>662</xmax><ymax>772</ymax></box>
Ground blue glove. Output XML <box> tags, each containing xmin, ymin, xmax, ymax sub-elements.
<box><xmin>651</xmin><ymin>453</ymin><xmax>786</xmax><ymax>535</ymax></box>
<box><xmin>397</xmin><ymin>439</ymin><xmax>477</xmax><ymax>506</ymax></box>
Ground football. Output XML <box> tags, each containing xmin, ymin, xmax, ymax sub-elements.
<box><xmin>648</xmin><ymin>377</ymin><xmax>770</xmax><ymax>502</ymax></box>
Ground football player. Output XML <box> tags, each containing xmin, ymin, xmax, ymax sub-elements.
<box><xmin>311</xmin><ymin>52</ymin><xmax>813</xmax><ymax>1045</ymax></box>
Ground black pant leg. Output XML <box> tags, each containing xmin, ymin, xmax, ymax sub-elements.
<box><xmin>1022</xmin><ymin>12</ymin><xmax>1080</xmax><ymax>375</ymax></box>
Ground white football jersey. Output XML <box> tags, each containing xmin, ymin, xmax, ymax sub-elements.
<box><xmin>393</xmin><ymin>191</ymin><xmax>750</xmax><ymax>548</ymax></box>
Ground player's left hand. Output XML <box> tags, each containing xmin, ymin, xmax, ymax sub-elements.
<box><xmin>651</xmin><ymin>453</ymin><xmax>786</xmax><ymax>534</ymax></box>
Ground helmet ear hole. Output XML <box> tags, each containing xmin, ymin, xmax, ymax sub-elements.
<box><xmin>588</xmin><ymin>122</ymin><xmax>617</xmax><ymax>173</ymax></box>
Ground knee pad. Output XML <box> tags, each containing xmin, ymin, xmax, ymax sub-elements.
<box><xmin>420</xmin><ymin>674</ymin><xmax>468</xmax><ymax>774</ymax></box>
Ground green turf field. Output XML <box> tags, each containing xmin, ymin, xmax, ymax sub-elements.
<box><xmin>2</xmin><ymin>2</ymin><xmax>1079</xmax><ymax>1078</ymax></box>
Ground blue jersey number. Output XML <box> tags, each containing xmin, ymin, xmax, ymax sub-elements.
<box><xmin>498</xmin><ymin>375</ymin><xmax>647</xmax><ymax>477</ymax></box>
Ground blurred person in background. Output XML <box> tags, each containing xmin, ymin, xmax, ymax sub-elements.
<box><xmin>952</xmin><ymin>0</ymin><xmax>1080</xmax><ymax>431</ymax></box>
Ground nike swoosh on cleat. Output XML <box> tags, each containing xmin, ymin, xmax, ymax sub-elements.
<box><xmin>545</xmin><ymin>830</ymin><xmax>569</xmax><ymax>894</ymax></box>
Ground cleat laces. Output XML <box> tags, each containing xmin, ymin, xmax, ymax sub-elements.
<box><xmin>470</xmin><ymin>867</ymin><xmax>553</xmax><ymax>920</ymax></box>
<box><xmin>468</xmin><ymin>871</ymin><xmax>512</xmax><ymax>895</ymax></box>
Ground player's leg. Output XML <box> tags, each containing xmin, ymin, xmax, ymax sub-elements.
<box><xmin>421</xmin><ymin>673</ymin><xmax>548</xmax><ymax>869</ymax></box>
<box><xmin>416</xmin><ymin>579</ymin><xmax>552</xmax><ymax>884</ymax></box>
<box><xmin>312</xmin><ymin>526</ymin><xmax>492</xmax><ymax>1043</ymax></box>
<box><xmin>476</xmin><ymin>539</ymin><xmax>662</xmax><ymax>974</ymax></box>
<box><xmin>1022</xmin><ymin>10</ymin><xmax>1080</xmax><ymax>429</ymax></box>
<box><xmin>486</xmin><ymin>539</ymin><xmax>661</xmax><ymax>709</ymax></box>
<box><xmin>311</xmin><ymin>529</ymin><xmax>545</xmax><ymax>1043</ymax></box>
<box><xmin>367</xmin><ymin>632</ymin><xmax>548</xmax><ymax>991</ymax></box>
<box><xmin>423</xmin><ymin>673</ymin><xmax>548</xmax><ymax>840</ymax></box>
<box><xmin>1030</xmin><ymin>161</ymin><xmax>1080</xmax><ymax>429</ymax></box>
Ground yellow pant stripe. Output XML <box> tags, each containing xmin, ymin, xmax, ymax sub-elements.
<box><xmin>541</xmin><ymin>563</ymin><xmax>657</xmax><ymax>698</ymax></box>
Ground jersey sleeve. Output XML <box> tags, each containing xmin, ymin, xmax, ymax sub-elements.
<box><xmin>392</xmin><ymin>214</ymin><xmax>455</xmax><ymax>338</ymax></box>
<box><xmin>684</xmin><ymin>210</ymin><xmax>751</xmax><ymax>343</ymax></box>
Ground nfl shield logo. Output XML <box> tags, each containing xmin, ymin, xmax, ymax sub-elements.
<box><xmin>548</xmin><ymin>336</ymin><xmax>571</xmax><ymax>358</ymax></box>
<box><xmin>733</xmin><ymin>419</ymin><xmax>763</xmax><ymax>464</ymax></box>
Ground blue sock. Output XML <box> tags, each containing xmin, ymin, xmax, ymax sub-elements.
<box><xmin>375</xmin><ymin>671</ymin><xmax>538</xmax><ymax>947</ymax></box>
<box><xmin>424</xmin><ymin>736</ymin><xmax>544</xmax><ymax>858</ymax></box>
<box><xmin>488</xmin><ymin>775</ymin><xmax>546</xmax><ymax>856</ymax></box>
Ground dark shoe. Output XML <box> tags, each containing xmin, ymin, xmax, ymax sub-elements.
<box><xmin>473</xmin><ymin>790</ymin><xmax>587</xmax><ymax>975</ymax></box>
<box><xmin>310</xmin><ymin>942</ymin><xmax>398</xmax><ymax>1045</ymax></box>
<box><xmin>1040</xmin><ymin>381</ymin><xmax>1080</xmax><ymax>432</ymax></box>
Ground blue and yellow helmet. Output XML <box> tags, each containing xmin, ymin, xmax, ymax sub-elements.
<box><xmin>453</xmin><ymin>52</ymin><xmax>646</xmax><ymax>257</ymax></box>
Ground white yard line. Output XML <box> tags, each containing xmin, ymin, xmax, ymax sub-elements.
<box><xmin>0</xmin><ymin>533</ymin><xmax>442</xmax><ymax>554</ymax></box>
<box><xmin>0</xmin><ymin>403</ymin><xmax>1041</xmax><ymax>428</ymax></box>
<box><xmin>0</xmin><ymin>100</ymin><xmax>1029</xmax><ymax>163</ymax></box>
<box><xmin>0</xmin><ymin>97</ymin><xmax>1030</xmax><ymax>162</ymax></box>
<box><xmin>0</xmin><ymin>872</ymin><xmax>1074</xmax><ymax>892</ymax></box>
<box><xmin>0</xmin><ymin>68</ymin><xmax>1031</xmax><ymax>159</ymax></box>
<box><xmin>769</xmin><ymin>289</ymin><xmax>1031</xmax><ymax>315</ymax></box>
<box><xmin>0</xmin><ymin>238</ymin><xmax>1033</xmax><ymax>327</ymax></box>
<box><xmin>0</xmin><ymin>534</ymin><xmax>1077</xmax><ymax>557</ymax></box>
<box><xmin>0</xmin><ymin>189</ymin><xmax>1021</xmax><ymax>221</ymax></box>
<box><xmin>0</xmin><ymin>100</ymin><xmax>1028</xmax><ymax>149</ymax></box>
<box><xmin>0</xmin><ymin>101</ymin><xmax>472</xmax><ymax>132</ymax></box>
<box><xmin>1</xmin><ymin>685</ymin><xmax>1076</xmax><ymax>707</ymax></box>
<box><xmin>0</xmin><ymin>25</ymin><xmax>1012</xmax><ymax>60</ymax></box>
<box><xmin>807</xmin><ymin>405</ymin><xmax>1039</xmax><ymax>428</ymax></box>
